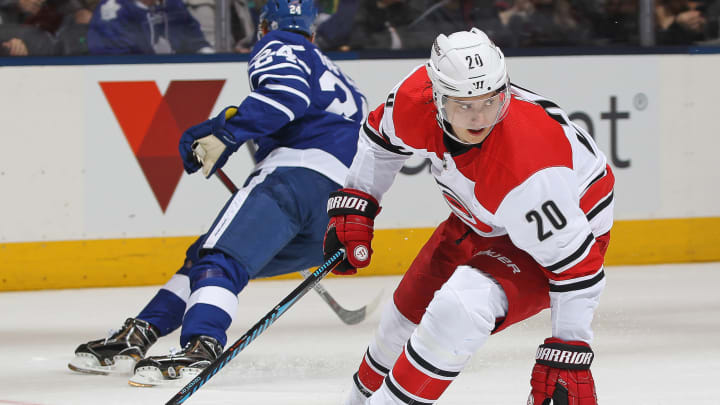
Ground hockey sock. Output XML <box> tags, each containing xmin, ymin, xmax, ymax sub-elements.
<box><xmin>181</xmin><ymin>253</ymin><xmax>250</xmax><ymax>347</ymax></box>
<box><xmin>354</xmin><ymin>348</ymin><xmax>390</xmax><ymax>397</ymax></box>
<box><xmin>137</xmin><ymin>289</ymin><xmax>187</xmax><ymax>336</ymax></box>
<box><xmin>379</xmin><ymin>340</ymin><xmax>459</xmax><ymax>404</ymax></box>
<box><xmin>136</xmin><ymin>264</ymin><xmax>192</xmax><ymax>336</ymax></box>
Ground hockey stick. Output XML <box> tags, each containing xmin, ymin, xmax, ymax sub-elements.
<box><xmin>166</xmin><ymin>249</ymin><xmax>345</xmax><ymax>405</ymax></box>
<box><xmin>215</xmin><ymin>168</ymin><xmax>383</xmax><ymax>325</ymax></box>
<box><xmin>299</xmin><ymin>269</ymin><xmax>383</xmax><ymax>325</ymax></box>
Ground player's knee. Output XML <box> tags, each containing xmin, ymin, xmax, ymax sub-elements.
<box><xmin>189</xmin><ymin>251</ymin><xmax>250</xmax><ymax>294</ymax></box>
<box><xmin>413</xmin><ymin>266</ymin><xmax>507</xmax><ymax>367</ymax></box>
<box><xmin>184</xmin><ymin>235</ymin><xmax>206</xmax><ymax>266</ymax></box>
<box><xmin>370</xmin><ymin>300</ymin><xmax>418</xmax><ymax>368</ymax></box>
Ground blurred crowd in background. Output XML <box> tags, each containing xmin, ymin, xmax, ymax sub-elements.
<box><xmin>1</xmin><ymin>0</ymin><xmax>719</xmax><ymax>57</ymax></box>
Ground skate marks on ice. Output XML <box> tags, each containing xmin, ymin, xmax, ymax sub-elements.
<box><xmin>1</xmin><ymin>265</ymin><xmax>720</xmax><ymax>404</ymax></box>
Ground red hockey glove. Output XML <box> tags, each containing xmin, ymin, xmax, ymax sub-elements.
<box><xmin>323</xmin><ymin>189</ymin><xmax>380</xmax><ymax>275</ymax></box>
<box><xmin>529</xmin><ymin>338</ymin><xmax>597</xmax><ymax>405</ymax></box>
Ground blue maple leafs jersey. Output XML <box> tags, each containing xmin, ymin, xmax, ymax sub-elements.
<box><xmin>224</xmin><ymin>30</ymin><xmax>367</xmax><ymax>185</ymax></box>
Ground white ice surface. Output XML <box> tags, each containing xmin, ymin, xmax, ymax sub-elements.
<box><xmin>1</xmin><ymin>263</ymin><xmax>719</xmax><ymax>405</ymax></box>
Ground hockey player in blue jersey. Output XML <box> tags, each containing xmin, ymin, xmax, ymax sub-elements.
<box><xmin>68</xmin><ymin>0</ymin><xmax>367</xmax><ymax>385</ymax></box>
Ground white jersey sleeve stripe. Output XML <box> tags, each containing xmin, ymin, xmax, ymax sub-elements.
<box><xmin>248</xmin><ymin>92</ymin><xmax>295</xmax><ymax>121</ymax></box>
<box><xmin>256</xmin><ymin>73</ymin><xmax>310</xmax><ymax>89</ymax></box>
<box><xmin>249</xmin><ymin>62</ymin><xmax>305</xmax><ymax>83</ymax></box>
<box><xmin>264</xmin><ymin>84</ymin><xmax>310</xmax><ymax>106</ymax></box>
<box><xmin>249</xmin><ymin>40</ymin><xmax>283</xmax><ymax>61</ymax></box>
<box><xmin>296</xmin><ymin>58</ymin><xmax>311</xmax><ymax>75</ymax></box>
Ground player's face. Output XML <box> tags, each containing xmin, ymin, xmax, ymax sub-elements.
<box><xmin>440</xmin><ymin>88</ymin><xmax>509</xmax><ymax>132</ymax></box>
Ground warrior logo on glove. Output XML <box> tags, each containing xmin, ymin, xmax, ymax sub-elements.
<box><xmin>353</xmin><ymin>245</ymin><xmax>369</xmax><ymax>262</ymax></box>
<box><xmin>323</xmin><ymin>189</ymin><xmax>380</xmax><ymax>275</ymax></box>
<box><xmin>529</xmin><ymin>338</ymin><xmax>598</xmax><ymax>405</ymax></box>
<box><xmin>327</xmin><ymin>194</ymin><xmax>373</xmax><ymax>213</ymax></box>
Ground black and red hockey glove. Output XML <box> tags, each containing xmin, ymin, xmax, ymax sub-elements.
<box><xmin>323</xmin><ymin>188</ymin><xmax>380</xmax><ymax>275</ymax></box>
<box><xmin>529</xmin><ymin>337</ymin><xmax>598</xmax><ymax>405</ymax></box>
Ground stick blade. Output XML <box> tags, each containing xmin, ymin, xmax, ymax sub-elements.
<box><xmin>335</xmin><ymin>288</ymin><xmax>385</xmax><ymax>325</ymax></box>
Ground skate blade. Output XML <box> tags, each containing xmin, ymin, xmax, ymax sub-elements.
<box><xmin>128</xmin><ymin>378</ymin><xmax>165</xmax><ymax>387</ymax></box>
<box><xmin>129</xmin><ymin>366</ymin><xmax>201</xmax><ymax>388</ymax></box>
<box><xmin>68</xmin><ymin>362</ymin><xmax>110</xmax><ymax>375</ymax></box>
<box><xmin>68</xmin><ymin>354</ymin><xmax>136</xmax><ymax>375</ymax></box>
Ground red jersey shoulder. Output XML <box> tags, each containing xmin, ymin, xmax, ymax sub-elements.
<box><xmin>367</xmin><ymin>103</ymin><xmax>385</xmax><ymax>132</ymax></box>
<box><xmin>390</xmin><ymin>67</ymin><xmax>444</xmax><ymax>153</ymax></box>
<box><xmin>475</xmin><ymin>96</ymin><xmax>574</xmax><ymax>213</ymax></box>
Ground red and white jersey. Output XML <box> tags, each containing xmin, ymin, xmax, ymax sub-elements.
<box><xmin>346</xmin><ymin>65</ymin><xmax>615</xmax><ymax>342</ymax></box>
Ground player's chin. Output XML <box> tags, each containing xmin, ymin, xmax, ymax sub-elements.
<box><xmin>463</xmin><ymin>128</ymin><xmax>488</xmax><ymax>140</ymax></box>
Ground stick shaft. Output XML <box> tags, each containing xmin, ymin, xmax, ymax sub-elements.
<box><xmin>166</xmin><ymin>249</ymin><xmax>345</xmax><ymax>405</ymax></box>
<box><xmin>215</xmin><ymin>168</ymin><xmax>238</xmax><ymax>193</ymax></box>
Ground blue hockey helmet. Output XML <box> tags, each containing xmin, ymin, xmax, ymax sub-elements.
<box><xmin>260</xmin><ymin>0</ymin><xmax>318</xmax><ymax>37</ymax></box>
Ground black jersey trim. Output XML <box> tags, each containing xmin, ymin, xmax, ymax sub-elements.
<box><xmin>550</xmin><ymin>270</ymin><xmax>605</xmax><ymax>292</ymax></box>
<box><xmin>535</xmin><ymin>99</ymin><xmax>565</xmax><ymax>125</ymax></box>
<box><xmin>545</xmin><ymin>233</ymin><xmax>595</xmax><ymax>272</ymax></box>
<box><xmin>583</xmin><ymin>169</ymin><xmax>606</xmax><ymax>194</ymax></box>
<box><xmin>573</xmin><ymin>129</ymin><xmax>597</xmax><ymax>156</ymax></box>
<box><xmin>407</xmin><ymin>340</ymin><xmax>460</xmax><ymax>378</ymax></box>
<box><xmin>365</xmin><ymin>348</ymin><xmax>390</xmax><ymax>374</ymax></box>
<box><xmin>442</xmin><ymin>130</ymin><xmax>483</xmax><ymax>156</ymax></box>
<box><xmin>586</xmin><ymin>192</ymin><xmax>614</xmax><ymax>221</ymax></box>
<box><xmin>363</xmin><ymin>122</ymin><xmax>412</xmax><ymax>156</ymax></box>
<box><xmin>385</xmin><ymin>375</ymin><xmax>434</xmax><ymax>405</ymax></box>
<box><xmin>353</xmin><ymin>372</ymin><xmax>373</xmax><ymax>398</ymax></box>
<box><xmin>530</xmin><ymin>98</ymin><xmax>596</xmax><ymax>156</ymax></box>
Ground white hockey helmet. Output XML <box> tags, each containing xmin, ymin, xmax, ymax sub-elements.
<box><xmin>427</xmin><ymin>28</ymin><xmax>510</xmax><ymax>131</ymax></box>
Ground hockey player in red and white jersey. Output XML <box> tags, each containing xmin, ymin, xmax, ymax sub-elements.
<box><xmin>322</xmin><ymin>28</ymin><xmax>614</xmax><ymax>405</ymax></box>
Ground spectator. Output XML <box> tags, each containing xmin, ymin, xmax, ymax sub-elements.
<box><xmin>400</xmin><ymin>0</ymin><xmax>512</xmax><ymax>49</ymax></box>
<box><xmin>340</xmin><ymin>0</ymin><xmax>421</xmax><ymax>50</ymax></box>
<box><xmin>499</xmin><ymin>0</ymin><xmax>591</xmax><ymax>47</ymax></box>
<box><xmin>54</xmin><ymin>0</ymin><xmax>98</xmax><ymax>54</ymax></box>
<box><xmin>315</xmin><ymin>0</ymin><xmax>360</xmax><ymax>50</ymax></box>
<box><xmin>183</xmin><ymin>0</ymin><xmax>256</xmax><ymax>52</ymax></box>
<box><xmin>705</xmin><ymin>0</ymin><xmax>720</xmax><ymax>40</ymax></box>
<box><xmin>229</xmin><ymin>0</ymin><xmax>256</xmax><ymax>52</ymax></box>
<box><xmin>592</xmin><ymin>0</ymin><xmax>639</xmax><ymax>45</ymax></box>
<box><xmin>315</xmin><ymin>0</ymin><xmax>335</xmax><ymax>15</ymax></box>
<box><xmin>656</xmin><ymin>0</ymin><xmax>707</xmax><ymax>45</ymax></box>
<box><xmin>687</xmin><ymin>0</ymin><xmax>720</xmax><ymax>42</ymax></box>
<box><xmin>87</xmin><ymin>0</ymin><xmax>213</xmax><ymax>54</ymax></box>
<box><xmin>0</xmin><ymin>0</ymin><xmax>63</xmax><ymax>55</ymax></box>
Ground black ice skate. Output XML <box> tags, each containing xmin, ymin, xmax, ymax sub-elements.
<box><xmin>128</xmin><ymin>335</ymin><xmax>223</xmax><ymax>387</ymax></box>
<box><xmin>68</xmin><ymin>318</ymin><xmax>159</xmax><ymax>375</ymax></box>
